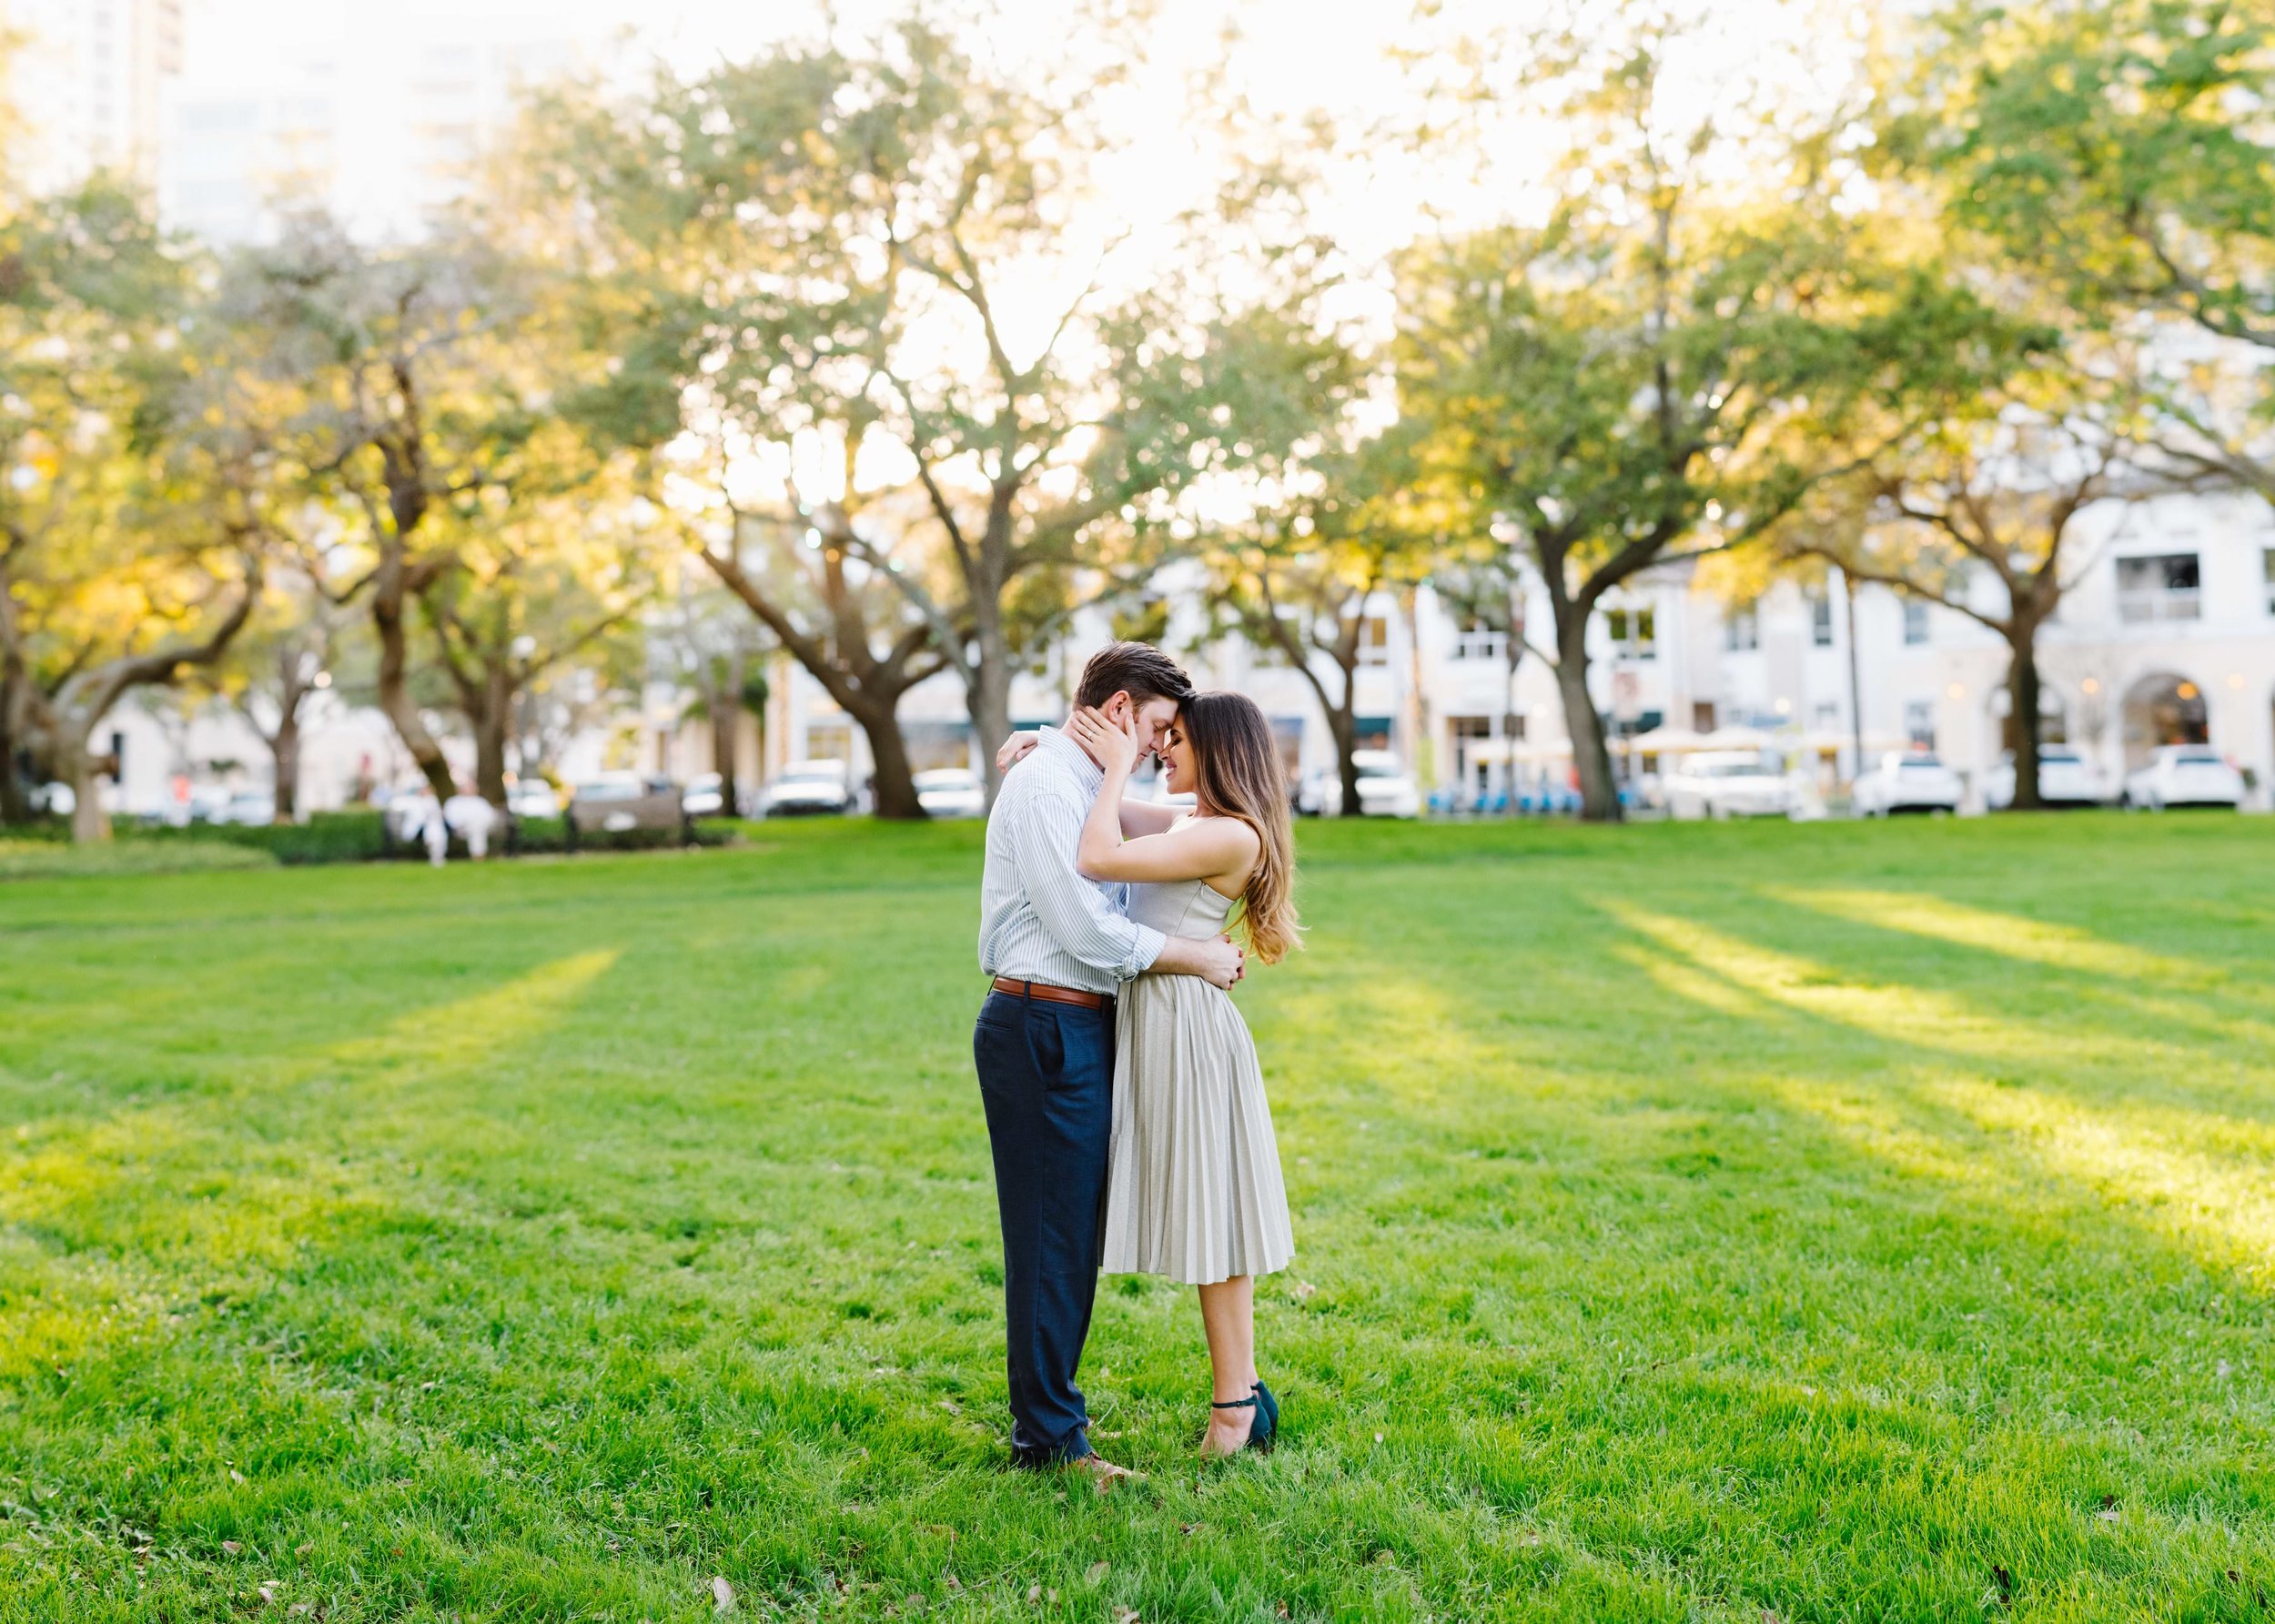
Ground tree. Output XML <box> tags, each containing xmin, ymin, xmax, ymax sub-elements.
<box><xmin>198</xmin><ymin>570</ymin><xmax>349</xmax><ymax>822</ymax></box>
<box><xmin>532</xmin><ymin>24</ymin><xmax>1352</xmax><ymax>805</ymax></box>
<box><xmin>237</xmin><ymin>216</ymin><xmax>663</xmax><ymax>803</ymax></box>
<box><xmin>1429</xmin><ymin>544</ymin><xmax>1530</xmax><ymax>812</ymax></box>
<box><xmin>1206</xmin><ymin>430</ymin><xmax>1434</xmax><ymax>816</ymax></box>
<box><xmin>682</xmin><ymin>490</ymin><xmax>953</xmax><ymax>821</ymax></box>
<box><xmin>1776</xmin><ymin>351</ymin><xmax>2151</xmax><ymax>810</ymax></box>
<box><xmin>653</xmin><ymin>572</ymin><xmax>772</xmax><ymax>816</ymax></box>
<box><xmin>0</xmin><ymin>181</ymin><xmax>265</xmax><ymax>839</ymax></box>
<box><xmin>1395</xmin><ymin>4</ymin><xmax>1935</xmax><ymax>819</ymax></box>
<box><xmin>418</xmin><ymin>489</ymin><xmax>653</xmax><ymax>807</ymax></box>
<box><xmin>1903</xmin><ymin>0</ymin><xmax>2275</xmax><ymax>489</ymax></box>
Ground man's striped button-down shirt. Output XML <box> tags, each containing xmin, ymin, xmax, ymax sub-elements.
<box><xmin>977</xmin><ymin>726</ymin><xmax>1165</xmax><ymax>994</ymax></box>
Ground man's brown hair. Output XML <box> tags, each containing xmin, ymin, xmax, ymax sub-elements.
<box><xmin>1074</xmin><ymin>641</ymin><xmax>1193</xmax><ymax>710</ymax></box>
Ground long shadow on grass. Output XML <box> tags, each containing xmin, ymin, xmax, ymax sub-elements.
<box><xmin>1231</xmin><ymin>856</ymin><xmax>2273</xmax><ymax>1615</ymax></box>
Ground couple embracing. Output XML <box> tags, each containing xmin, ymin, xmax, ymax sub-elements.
<box><xmin>973</xmin><ymin>641</ymin><xmax>1300</xmax><ymax>1485</ymax></box>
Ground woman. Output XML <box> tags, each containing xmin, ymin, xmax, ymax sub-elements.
<box><xmin>1063</xmin><ymin>691</ymin><xmax>1301</xmax><ymax>1458</ymax></box>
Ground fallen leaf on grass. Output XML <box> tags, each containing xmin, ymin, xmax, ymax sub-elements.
<box><xmin>228</xmin><ymin>1470</ymin><xmax>248</xmax><ymax>1485</ymax></box>
<box><xmin>711</xmin><ymin>1574</ymin><xmax>734</xmax><ymax>1612</ymax></box>
<box><xmin>1026</xmin><ymin>1584</ymin><xmax>1042</xmax><ymax>1603</ymax></box>
<box><xmin>1086</xmin><ymin>1559</ymin><xmax>1110</xmax><ymax>1584</ymax></box>
<box><xmin>221</xmin><ymin>1541</ymin><xmax>242</xmax><ymax>1556</ymax></box>
<box><xmin>257</xmin><ymin>1582</ymin><xmax>277</xmax><ymax>1603</ymax></box>
<box><xmin>2097</xmin><ymin>1496</ymin><xmax>2120</xmax><ymax>1523</ymax></box>
<box><xmin>1111</xmin><ymin>1608</ymin><xmax>1141</xmax><ymax>1623</ymax></box>
<box><xmin>1290</xmin><ymin>1281</ymin><xmax>1317</xmax><ymax>1300</ymax></box>
<box><xmin>1179</xmin><ymin>1523</ymin><xmax>1199</xmax><ymax>1536</ymax></box>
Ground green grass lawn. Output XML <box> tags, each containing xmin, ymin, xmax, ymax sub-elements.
<box><xmin>2</xmin><ymin>814</ymin><xmax>2271</xmax><ymax>1622</ymax></box>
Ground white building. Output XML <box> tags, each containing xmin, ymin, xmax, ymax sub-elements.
<box><xmin>1</xmin><ymin>0</ymin><xmax>184</xmax><ymax>192</ymax></box>
<box><xmin>752</xmin><ymin>488</ymin><xmax>2275</xmax><ymax>812</ymax></box>
<box><xmin>157</xmin><ymin>2</ymin><xmax>584</xmax><ymax>244</ymax></box>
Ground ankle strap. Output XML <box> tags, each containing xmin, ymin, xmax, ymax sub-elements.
<box><xmin>1210</xmin><ymin>1396</ymin><xmax>1258</xmax><ymax>1409</ymax></box>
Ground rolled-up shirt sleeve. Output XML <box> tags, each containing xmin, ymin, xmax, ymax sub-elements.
<box><xmin>1012</xmin><ymin>792</ymin><xmax>1165</xmax><ymax>980</ymax></box>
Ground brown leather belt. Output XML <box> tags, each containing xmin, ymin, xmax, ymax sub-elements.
<box><xmin>990</xmin><ymin>976</ymin><xmax>1112</xmax><ymax>1010</ymax></box>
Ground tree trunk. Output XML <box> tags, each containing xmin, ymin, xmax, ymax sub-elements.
<box><xmin>854</xmin><ymin>699</ymin><xmax>925</xmax><ymax>820</ymax></box>
<box><xmin>711</xmin><ymin>696</ymin><xmax>738</xmax><ymax>816</ymax></box>
<box><xmin>272</xmin><ymin>708</ymin><xmax>302</xmax><ymax>823</ymax></box>
<box><xmin>2005</xmin><ymin>626</ymin><xmax>2045</xmax><ymax>812</ymax></box>
<box><xmin>973</xmin><ymin>614</ymin><xmax>1013</xmax><ymax>808</ymax></box>
<box><xmin>374</xmin><ymin>582</ymin><xmax>457</xmax><ymax>802</ymax></box>
<box><xmin>472</xmin><ymin>661</ymin><xmax>514</xmax><ymax>809</ymax></box>
<box><xmin>57</xmin><ymin>734</ymin><xmax>107</xmax><ymax>842</ymax></box>
<box><xmin>1330</xmin><ymin>705</ymin><xmax>1362</xmax><ymax>817</ymax></box>
<box><xmin>1554</xmin><ymin>618</ymin><xmax>1621</xmax><ymax>822</ymax></box>
<box><xmin>0</xmin><ymin>665</ymin><xmax>31</xmax><ymax>826</ymax></box>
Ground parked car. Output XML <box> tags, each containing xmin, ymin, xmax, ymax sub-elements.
<box><xmin>682</xmin><ymin>772</ymin><xmax>730</xmax><ymax>819</ymax></box>
<box><xmin>1984</xmin><ymin>747</ymin><xmax>2106</xmax><ymax>810</ymax></box>
<box><xmin>2122</xmin><ymin>745</ymin><xmax>2245</xmax><ymax>811</ymax></box>
<box><xmin>506</xmin><ymin>780</ymin><xmax>561</xmax><ymax>819</ymax></box>
<box><xmin>759</xmin><ymin>760</ymin><xmax>856</xmax><ymax>817</ymax></box>
<box><xmin>569</xmin><ymin>772</ymin><xmax>686</xmax><ymax>835</ymax></box>
<box><xmin>1661</xmin><ymin>751</ymin><xmax>1798</xmax><ymax>820</ymax></box>
<box><xmin>30</xmin><ymin>781</ymin><xmax>76</xmax><ymax>816</ymax></box>
<box><xmin>217</xmin><ymin>789</ymin><xmax>277</xmax><ymax>826</ymax></box>
<box><xmin>1852</xmin><ymin>751</ymin><xmax>1965</xmax><ymax>816</ymax></box>
<box><xmin>1297</xmin><ymin>753</ymin><xmax>1423</xmax><ymax>817</ymax></box>
<box><xmin>185</xmin><ymin>782</ymin><xmax>233</xmax><ymax>824</ymax></box>
<box><xmin>915</xmin><ymin>768</ymin><xmax>987</xmax><ymax>819</ymax></box>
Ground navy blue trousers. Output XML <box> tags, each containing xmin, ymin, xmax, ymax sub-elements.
<box><xmin>973</xmin><ymin>988</ymin><xmax>1115</xmax><ymax>1466</ymax></box>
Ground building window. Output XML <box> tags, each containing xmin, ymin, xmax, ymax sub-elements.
<box><xmin>1451</xmin><ymin>622</ymin><xmax>1506</xmax><ymax>662</ymax></box>
<box><xmin>1605</xmin><ymin>606</ymin><xmax>1656</xmax><ymax>659</ymax></box>
<box><xmin>1692</xmin><ymin>701</ymin><xmax>1716</xmax><ymax>732</ymax></box>
<box><xmin>1902</xmin><ymin>600</ymin><xmax>1929</xmax><ymax>646</ymax></box>
<box><xmin>1904</xmin><ymin>700</ymin><xmax>1935</xmax><ymax>751</ymax></box>
<box><xmin>1810</xmin><ymin>593</ymin><xmax>1835</xmax><ymax>647</ymax></box>
<box><xmin>1357</xmin><ymin>614</ymin><xmax>1390</xmax><ymax>667</ymax></box>
<box><xmin>1725</xmin><ymin>605</ymin><xmax>1759</xmax><ymax>651</ymax></box>
<box><xmin>2116</xmin><ymin>552</ymin><xmax>2202</xmax><ymax>623</ymax></box>
<box><xmin>1814</xmin><ymin>701</ymin><xmax>1840</xmax><ymax>728</ymax></box>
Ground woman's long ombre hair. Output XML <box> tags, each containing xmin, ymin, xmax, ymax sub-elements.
<box><xmin>1179</xmin><ymin>691</ymin><xmax>1302</xmax><ymax>964</ymax></box>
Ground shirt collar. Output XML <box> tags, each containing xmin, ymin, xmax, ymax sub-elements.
<box><xmin>1033</xmin><ymin>724</ymin><xmax>1104</xmax><ymax>797</ymax></box>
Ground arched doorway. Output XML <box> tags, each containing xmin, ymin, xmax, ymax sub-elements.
<box><xmin>2121</xmin><ymin>671</ymin><xmax>2209</xmax><ymax>771</ymax></box>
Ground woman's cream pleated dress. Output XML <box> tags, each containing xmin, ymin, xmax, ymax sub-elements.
<box><xmin>1101</xmin><ymin>876</ymin><xmax>1295</xmax><ymax>1286</ymax></box>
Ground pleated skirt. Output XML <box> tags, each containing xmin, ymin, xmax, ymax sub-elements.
<box><xmin>1100</xmin><ymin>972</ymin><xmax>1295</xmax><ymax>1286</ymax></box>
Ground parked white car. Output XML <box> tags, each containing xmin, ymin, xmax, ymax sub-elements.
<box><xmin>217</xmin><ymin>789</ymin><xmax>277</xmax><ymax>826</ymax></box>
<box><xmin>1661</xmin><ymin>751</ymin><xmax>1798</xmax><ymax>820</ymax></box>
<box><xmin>1852</xmin><ymin>751</ymin><xmax>1965</xmax><ymax>817</ymax></box>
<box><xmin>759</xmin><ymin>760</ymin><xmax>855</xmax><ymax>817</ymax></box>
<box><xmin>1984</xmin><ymin>747</ymin><xmax>2106</xmax><ymax>810</ymax></box>
<box><xmin>681</xmin><ymin>772</ymin><xmax>729</xmax><ymax>819</ymax></box>
<box><xmin>1350</xmin><ymin>751</ymin><xmax>1422</xmax><ymax>818</ymax></box>
<box><xmin>2123</xmin><ymin>746</ymin><xmax>2245</xmax><ymax>811</ymax></box>
<box><xmin>506</xmin><ymin>780</ymin><xmax>561</xmax><ymax>819</ymax></box>
<box><xmin>915</xmin><ymin>768</ymin><xmax>987</xmax><ymax>819</ymax></box>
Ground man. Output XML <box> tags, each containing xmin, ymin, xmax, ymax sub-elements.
<box><xmin>974</xmin><ymin>641</ymin><xmax>1244</xmax><ymax>1487</ymax></box>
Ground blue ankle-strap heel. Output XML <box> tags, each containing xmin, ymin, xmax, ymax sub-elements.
<box><xmin>1211</xmin><ymin>1393</ymin><xmax>1276</xmax><ymax>1454</ymax></box>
